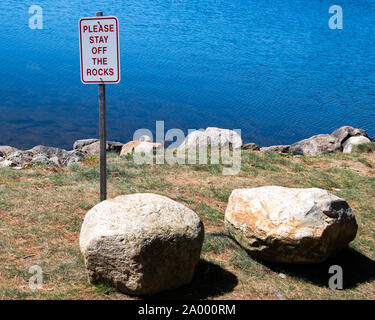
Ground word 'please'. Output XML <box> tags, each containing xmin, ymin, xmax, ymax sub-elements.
<box><xmin>82</xmin><ymin>24</ymin><xmax>114</xmax><ymax>33</ymax></box>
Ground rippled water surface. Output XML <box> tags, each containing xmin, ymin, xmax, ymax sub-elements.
<box><xmin>1</xmin><ymin>0</ymin><xmax>374</xmax><ymax>149</ymax></box>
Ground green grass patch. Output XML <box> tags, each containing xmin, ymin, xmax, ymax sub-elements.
<box><xmin>195</xmin><ymin>202</ymin><xmax>224</xmax><ymax>226</ymax></box>
<box><xmin>209</xmin><ymin>187</ymin><xmax>232</xmax><ymax>202</ymax></box>
<box><xmin>202</xmin><ymin>231</ymin><xmax>238</xmax><ymax>254</ymax></box>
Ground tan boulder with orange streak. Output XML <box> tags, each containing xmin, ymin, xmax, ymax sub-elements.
<box><xmin>224</xmin><ymin>186</ymin><xmax>358</xmax><ymax>264</ymax></box>
<box><xmin>120</xmin><ymin>141</ymin><xmax>142</xmax><ymax>156</ymax></box>
<box><xmin>120</xmin><ymin>140</ymin><xmax>163</xmax><ymax>157</ymax></box>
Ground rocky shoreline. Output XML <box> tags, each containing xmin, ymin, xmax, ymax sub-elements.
<box><xmin>0</xmin><ymin>125</ymin><xmax>373</xmax><ymax>169</ymax></box>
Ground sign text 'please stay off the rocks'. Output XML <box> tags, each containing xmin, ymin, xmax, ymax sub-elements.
<box><xmin>79</xmin><ymin>16</ymin><xmax>120</xmax><ymax>84</ymax></box>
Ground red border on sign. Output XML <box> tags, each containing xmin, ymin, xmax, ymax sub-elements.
<box><xmin>79</xmin><ymin>16</ymin><xmax>120</xmax><ymax>84</ymax></box>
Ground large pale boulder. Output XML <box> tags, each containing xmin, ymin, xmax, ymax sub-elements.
<box><xmin>178</xmin><ymin>127</ymin><xmax>242</xmax><ymax>151</ymax></box>
<box><xmin>225</xmin><ymin>186</ymin><xmax>357</xmax><ymax>264</ymax></box>
<box><xmin>342</xmin><ymin>136</ymin><xmax>371</xmax><ymax>153</ymax></box>
<box><xmin>290</xmin><ymin>134</ymin><xmax>341</xmax><ymax>156</ymax></box>
<box><xmin>79</xmin><ymin>193</ymin><xmax>204</xmax><ymax>295</ymax></box>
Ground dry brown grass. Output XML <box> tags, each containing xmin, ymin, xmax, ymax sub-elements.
<box><xmin>0</xmin><ymin>150</ymin><xmax>374</xmax><ymax>299</ymax></box>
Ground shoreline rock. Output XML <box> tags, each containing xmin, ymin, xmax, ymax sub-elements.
<box><xmin>74</xmin><ymin>139</ymin><xmax>124</xmax><ymax>156</ymax></box>
<box><xmin>1</xmin><ymin>126</ymin><xmax>373</xmax><ymax>168</ymax></box>
<box><xmin>260</xmin><ymin>145</ymin><xmax>290</xmax><ymax>153</ymax></box>
<box><xmin>178</xmin><ymin>127</ymin><xmax>243</xmax><ymax>151</ymax></box>
<box><xmin>343</xmin><ymin>136</ymin><xmax>371</xmax><ymax>154</ymax></box>
<box><xmin>0</xmin><ymin>145</ymin><xmax>86</xmax><ymax>168</ymax></box>
<box><xmin>331</xmin><ymin>126</ymin><xmax>373</xmax><ymax>146</ymax></box>
<box><xmin>73</xmin><ymin>139</ymin><xmax>99</xmax><ymax>151</ymax></box>
<box><xmin>0</xmin><ymin>146</ymin><xmax>20</xmax><ymax>156</ymax></box>
<box><xmin>257</xmin><ymin>126</ymin><xmax>373</xmax><ymax>156</ymax></box>
<box><xmin>242</xmin><ymin>143</ymin><xmax>260</xmax><ymax>151</ymax></box>
<box><xmin>120</xmin><ymin>141</ymin><xmax>162</xmax><ymax>157</ymax></box>
<box><xmin>289</xmin><ymin>134</ymin><xmax>341</xmax><ymax>156</ymax></box>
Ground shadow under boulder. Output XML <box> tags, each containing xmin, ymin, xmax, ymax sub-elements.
<box><xmin>143</xmin><ymin>259</ymin><xmax>238</xmax><ymax>300</ymax></box>
<box><xmin>262</xmin><ymin>247</ymin><xmax>375</xmax><ymax>289</ymax></box>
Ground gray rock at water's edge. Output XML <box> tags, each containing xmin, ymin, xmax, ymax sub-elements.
<box><xmin>289</xmin><ymin>134</ymin><xmax>341</xmax><ymax>156</ymax></box>
<box><xmin>225</xmin><ymin>186</ymin><xmax>358</xmax><ymax>264</ymax></box>
<box><xmin>80</xmin><ymin>193</ymin><xmax>204</xmax><ymax>295</ymax></box>
<box><xmin>7</xmin><ymin>151</ymin><xmax>34</xmax><ymax>166</ymax></box>
<box><xmin>64</xmin><ymin>150</ymin><xmax>86</xmax><ymax>167</ymax></box>
<box><xmin>81</xmin><ymin>141</ymin><xmax>100</xmax><ymax>156</ymax></box>
<box><xmin>0</xmin><ymin>146</ymin><xmax>20</xmax><ymax>157</ymax></box>
<box><xmin>30</xmin><ymin>145</ymin><xmax>66</xmax><ymax>159</ymax></box>
<box><xmin>29</xmin><ymin>145</ymin><xmax>85</xmax><ymax>167</ymax></box>
<box><xmin>81</xmin><ymin>141</ymin><xmax>123</xmax><ymax>156</ymax></box>
<box><xmin>242</xmin><ymin>143</ymin><xmax>260</xmax><ymax>151</ymax></box>
<box><xmin>73</xmin><ymin>139</ymin><xmax>99</xmax><ymax>151</ymax></box>
<box><xmin>1</xmin><ymin>144</ymin><xmax>84</xmax><ymax>168</ymax></box>
<box><xmin>75</xmin><ymin>139</ymin><xmax>124</xmax><ymax>155</ymax></box>
<box><xmin>260</xmin><ymin>145</ymin><xmax>290</xmax><ymax>153</ymax></box>
<box><xmin>31</xmin><ymin>154</ymin><xmax>59</xmax><ymax>168</ymax></box>
<box><xmin>343</xmin><ymin>136</ymin><xmax>371</xmax><ymax>154</ymax></box>
<box><xmin>331</xmin><ymin>126</ymin><xmax>372</xmax><ymax>146</ymax></box>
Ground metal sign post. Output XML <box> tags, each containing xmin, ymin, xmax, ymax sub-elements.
<box><xmin>79</xmin><ymin>11</ymin><xmax>120</xmax><ymax>202</ymax></box>
<box><xmin>97</xmin><ymin>11</ymin><xmax>106</xmax><ymax>202</ymax></box>
<box><xmin>97</xmin><ymin>12</ymin><xmax>107</xmax><ymax>202</ymax></box>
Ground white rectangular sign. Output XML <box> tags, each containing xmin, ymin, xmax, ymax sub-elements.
<box><xmin>79</xmin><ymin>16</ymin><xmax>120</xmax><ymax>84</ymax></box>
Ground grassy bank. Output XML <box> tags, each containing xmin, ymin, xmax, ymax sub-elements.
<box><xmin>1</xmin><ymin>145</ymin><xmax>375</xmax><ymax>300</ymax></box>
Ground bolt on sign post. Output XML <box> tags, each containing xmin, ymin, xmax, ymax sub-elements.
<box><xmin>79</xmin><ymin>12</ymin><xmax>120</xmax><ymax>201</ymax></box>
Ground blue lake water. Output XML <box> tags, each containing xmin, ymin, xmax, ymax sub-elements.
<box><xmin>1</xmin><ymin>0</ymin><xmax>374</xmax><ymax>149</ymax></box>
